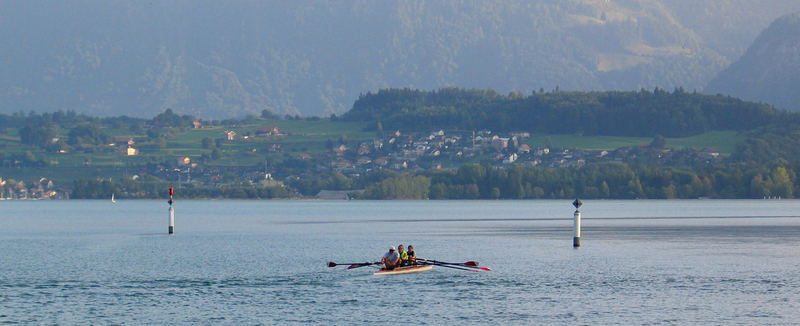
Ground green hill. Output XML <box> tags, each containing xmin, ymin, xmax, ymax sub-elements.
<box><xmin>343</xmin><ymin>88</ymin><xmax>783</xmax><ymax>137</ymax></box>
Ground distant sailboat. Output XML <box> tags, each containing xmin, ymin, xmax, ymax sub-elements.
<box><xmin>111</xmin><ymin>193</ymin><xmax>116</xmax><ymax>203</ymax></box>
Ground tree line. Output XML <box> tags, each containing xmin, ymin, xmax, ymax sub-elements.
<box><xmin>342</xmin><ymin>88</ymin><xmax>786</xmax><ymax>137</ymax></box>
<box><xmin>354</xmin><ymin>162</ymin><xmax>795</xmax><ymax>200</ymax></box>
<box><xmin>71</xmin><ymin>178</ymin><xmax>291</xmax><ymax>199</ymax></box>
<box><xmin>68</xmin><ymin>159</ymin><xmax>797</xmax><ymax>200</ymax></box>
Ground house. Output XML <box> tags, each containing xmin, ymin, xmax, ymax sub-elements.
<box><xmin>357</xmin><ymin>145</ymin><xmax>371</xmax><ymax>155</ymax></box>
<box><xmin>700</xmin><ymin>148</ymin><xmax>720</xmax><ymax>159</ymax></box>
<box><xmin>430</xmin><ymin>136</ymin><xmax>445</xmax><ymax>148</ymax></box>
<box><xmin>178</xmin><ymin>157</ymin><xmax>191</xmax><ymax>166</ymax></box>
<box><xmin>535</xmin><ymin>148</ymin><xmax>550</xmax><ymax>156</ymax></box>
<box><xmin>397</xmin><ymin>149</ymin><xmax>418</xmax><ymax>161</ymax></box>
<box><xmin>39</xmin><ymin>178</ymin><xmax>54</xmax><ymax>190</ymax></box>
<box><xmin>114</xmin><ymin>137</ymin><xmax>135</xmax><ymax>147</ymax></box>
<box><xmin>192</xmin><ymin>120</ymin><xmax>202</xmax><ymax>129</ymax></box>
<box><xmin>333</xmin><ymin>144</ymin><xmax>348</xmax><ymax>156</ymax></box>
<box><xmin>414</xmin><ymin>144</ymin><xmax>428</xmax><ymax>155</ymax></box>
<box><xmin>224</xmin><ymin>130</ymin><xmax>236</xmax><ymax>141</ymax></box>
<box><xmin>391</xmin><ymin>161</ymin><xmax>408</xmax><ymax>169</ymax></box>
<box><xmin>490</xmin><ymin>136</ymin><xmax>509</xmax><ymax>150</ymax></box>
<box><xmin>397</xmin><ymin>135</ymin><xmax>414</xmax><ymax>147</ymax></box>
<box><xmin>356</xmin><ymin>156</ymin><xmax>372</xmax><ymax>165</ymax></box>
<box><xmin>332</xmin><ymin>160</ymin><xmax>353</xmax><ymax>171</ymax></box>
<box><xmin>256</xmin><ymin>126</ymin><xmax>281</xmax><ymax>137</ymax></box>
<box><xmin>372</xmin><ymin>139</ymin><xmax>384</xmax><ymax>150</ymax></box>
<box><xmin>126</xmin><ymin>147</ymin><xmax>138</xmax><ymax>156</ymax></box>
<box><xmin>518</xmin><ymin>144</ymin><xmax>531</xmax><ymax>154</ymax></box>
<box><xmin>428</xmin><ymin>130</ymin><xmax>445</xmax><ymax>141</ymax></box>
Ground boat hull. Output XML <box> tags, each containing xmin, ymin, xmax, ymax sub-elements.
<box><xmin>374</xmin><ymin>264</ymin><xmax>433</xmax><ymax>275</ymax></box>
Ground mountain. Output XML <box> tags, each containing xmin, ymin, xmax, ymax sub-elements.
<box><xmin>1</xmin><ymin>1</ymin><xmax>799</xmax><ymax>118</ymax></box>
<box><xmin>705</xmin><ymin>12</ymin><xmax>800</xmax><ymax>111</ymax></box>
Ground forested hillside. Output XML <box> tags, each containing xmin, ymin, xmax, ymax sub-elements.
<box><xmin>343</xmin><ymin>88</ymin><xmax>784</xmax><ymax>137</ymax></box>
<box><xmin>1</xmin><ymin>0</ymin><xmax>798</xmax><ymax>118</ymax></box>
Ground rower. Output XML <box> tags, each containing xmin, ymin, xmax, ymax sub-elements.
<box><xmin>397</xmin><ymin>244</ymin><xmax>409</xmax><ymax>266</ymax></box>
<box><xmin>407</xmin><ymin>245</ymin><xmax>416</xmax><ymax>265</ymax></box>
<box><xmin>381</xmin><ymin>246</ymin><xmax>400</xmax><ymax>270</ymax></box>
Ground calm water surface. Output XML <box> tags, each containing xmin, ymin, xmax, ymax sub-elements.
<box><xmin>1</xmin><ymin>200</ymin><xmax>799</xmax><ymax>324</ymax></box>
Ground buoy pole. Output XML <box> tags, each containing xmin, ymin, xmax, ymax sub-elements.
<box><xmin>572</xmin><ymin>198</ymin><xmax>582</xmax><ymax>247</ymax></box>
<box><xmin>168</xmin><ymin>187</ymin><xmax>174</xmax><ymax>235</ymax></box>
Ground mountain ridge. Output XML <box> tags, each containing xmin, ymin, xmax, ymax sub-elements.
<box><xmin>1</xmin><ymin>0</ymin><xmax>799</xmax><ymax>118</ymax></box>
<box><xmin>705</xmin><ymin>12</ymin><xmax>800</xmax><ymax>111</ymax></box>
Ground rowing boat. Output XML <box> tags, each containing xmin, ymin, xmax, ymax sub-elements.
<box><xmin>329</xmin><ymin>259</ymin><xmax>489</xmax><ymax>273</ymax></box>
<box><xmin>373</xmin><ymin>264</ymin><xmax>433</xmax><ymax>275</ymax></box>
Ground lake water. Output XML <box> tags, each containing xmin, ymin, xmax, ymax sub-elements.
<box><xmin>1</xmin><ymin>200</ymin><xmax>799</xmax><ymax>324</ymax></box>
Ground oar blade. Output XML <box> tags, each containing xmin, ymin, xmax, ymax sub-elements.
<box><xmin>462</xmin><ymin>261</ymin><xmax>491</xmax><ymax>270</ymax></box>
<box><xmin>418</xmin><ymin>258</ymin><xmax>491</xmax><ymax>271</ymax></box>
<box><xmin>328</xmin><ymin>262</ymin><xmax>337</xmax><ymax>267</ymax></box>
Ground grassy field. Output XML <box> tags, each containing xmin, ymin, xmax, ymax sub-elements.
<box><xmin>524</xmin><ymin>131</ymin><xmax>743</xmax><ymax>155</ymax></box>
<box><xmin>666</xmin><ymin>131</ymin><xmax>744</xmax><ymax>155</ymax></box>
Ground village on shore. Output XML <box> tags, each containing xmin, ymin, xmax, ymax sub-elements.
<box><xmin>1</xmin><ymin>125</ymin><xmax>723</xmax><ymax>200</ymax></box>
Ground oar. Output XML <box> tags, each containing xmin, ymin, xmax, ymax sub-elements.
<box><xmin>327</xmin><ymin>261</ymin><xmax>381</xmax><ymax>269</ymax></box>
<box><xmin>418</xmin><ymin>258</ymin><xmax>480</xmax><ymax>266</ymax></box>
<box><xmin>419</xmin><ymin>261</ymin><xmax>480</xmax><ymax>272</ymax></box>
<box><xmin>418</xmin><ymin>259</ymin><xmax>492</xmax><ymax>271</ymax></box>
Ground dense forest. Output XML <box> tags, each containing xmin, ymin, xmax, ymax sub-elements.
<box><xmin>343</xmin><ymin>88</ymin><xmax>786</xmax><ymax>137</ymax></box>
<box><xmin>354</xmin><ymin>161</ymin><xmax>794</xmax><ymax>200</ymax></box>
<box><xmin>732</xmin><ymin>123</ymin><xmax>800</xmax><ymax>163</ymax></box>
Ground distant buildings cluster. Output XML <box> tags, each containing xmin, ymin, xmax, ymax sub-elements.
<box><xmin>0</xmin><ymin>176</ymin><xmax>64</xmax><ymax>199</ymax></box>
<box><xmin>9</xmin><ymin>125</ymin><xmax>724</xmax><ymax>199</ymax></box>
<box><xmin>315</xmin><ymin>129</ymin><xmax>723</xmax><ymax>175</ymax></box>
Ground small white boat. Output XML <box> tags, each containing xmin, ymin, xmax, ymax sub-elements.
<box><xmin>373</xmin><ymin>264</ymin><xmax>433</xmax><ymax>275</ymax></box>
<box><xmin>111</xmin><ymin>193</ymin><xmax>116</xmax><ymax>203</ymax></box>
